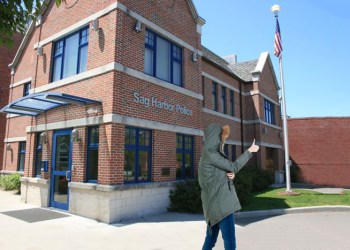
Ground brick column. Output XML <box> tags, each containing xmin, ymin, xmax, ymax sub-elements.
<box><xmin>71</xmin><ymin>127</ymin><xmax>87</xmax><ymax>182</ymax></box>
<box><xmin>98</xmin><ymin>123</ymin><xmax>124</xmax><ymax>185</ymax></box>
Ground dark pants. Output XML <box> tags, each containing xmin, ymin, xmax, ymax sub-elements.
<box><xmin>202</xmin><ymin>213</ymin><xmax>236</xmax><ymax>250</ymax></box>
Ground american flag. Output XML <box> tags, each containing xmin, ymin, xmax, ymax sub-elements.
<box><xmin>274</xmin><ymin>18</ymin><xmax>282</xmax><ymax>58</ymax></box>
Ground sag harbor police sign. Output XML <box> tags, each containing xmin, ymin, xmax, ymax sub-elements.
<box><xmin>133</xmin><ymin>91</ymin><xmax>193</xmax><ymax>116</ymax></box>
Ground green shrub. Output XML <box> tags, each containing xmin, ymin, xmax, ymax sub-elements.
<box><xmin>234</xmin><ymin>171</ymin><xmax>252</xmax><ymax>205</ymax></box>
<box><xmin>168</xmin><ymin>180</ymin><xmax>203</xmax><ymax>214</ymax></box>
<box><xmin>290</xmin><ymin>164</ymin><xmax>300</xmax><ymax>183</ymax></box>
<box><xmin>239</xmin><ymin>166</ymin><xmax>274</xmax><ymax>193</ymax></box>
<box><xmin>0</xmin><ymin>173</ymin><xmax>21</xmax><ymax>193</ymax></box>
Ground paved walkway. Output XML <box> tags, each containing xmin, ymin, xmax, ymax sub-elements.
<box><xmin>1</xmin><ymin>189</ymin><xmax>350</xmax><ymax>250</ymax></box>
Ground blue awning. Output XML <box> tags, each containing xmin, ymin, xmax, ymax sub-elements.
<box><xmin>0</xmin><ymin>92</ymin><xmax>101</xmax><ymax>117</ymax></box>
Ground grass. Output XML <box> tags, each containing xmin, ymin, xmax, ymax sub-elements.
<box><xmin>241</xmin><ymin>188</ymin><xmax>350</xmax><ymax>211</ymax></box>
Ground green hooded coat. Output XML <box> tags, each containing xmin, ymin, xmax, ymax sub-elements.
<box><xmin>198</xmin><ymin>124</ymin><xmax>252</xmax><ymax>227</ymax></box>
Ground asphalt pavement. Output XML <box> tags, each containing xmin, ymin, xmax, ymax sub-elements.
<box><xmin>1</xmin><ymin>189</ymin><xmax>350</xmax><ymax>250</ymax></box>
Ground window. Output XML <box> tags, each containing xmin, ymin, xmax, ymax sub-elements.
<box><xmin>264</xmin><ymin>99</ymin><xmax>275</xmax><ymax>124</ymax></box>
<box><xmin>34</xmin><ymin>134</ymin><xmax>42</xmax><ymax>177</ymax></box>
<box><xmin>17</xmin><ymin>142</ymin><xmax>26</xmax><ymax>172</ymax></box>
<box><xmin>124</xmin><ymin>127</ymin><xmax>152</xmax><ymax>183</ymax></box>
<box><xmin>144</xmin><ymin>29</ymin><xmax>182</xmax><ymax>86</ymax></box>
<box><xmin>224</xmin><ymin>144</ymin><xmax>228</xmax><ymax>156</ymax></box>
<box><xmin>212</xmin><ymin>82</ymin><xmax>218</xmax><ymax>111</ymax></box>
<box><xmin>176</xmin><ymin>134</ymin><xmax>194</xmax><ymax>179</ymax></box>
<box><xmin>221</xmin><ymin>86</ymin><xmax>227</xmax><ymax>114</ymax></box>
<box><xmin>202</xmin><ymin>76</ymin><xmax>205</xmax><ymax>107</ymax></box>
<box><xmin>52</xmin><ymin>27</ymin><xmax>89</xmax><ymax>82</ymax></box>
<box><xmin>86</xmin><ymin>127</ymin><xmax>99</xmax><ymax>182</ymax></box>
<box><xmin>23</xmin><ymin>82</ymin><xmax>31</xmax><ymax>96</ymax></box>
<box><xmin>230</xmin><ymin>90</ymin><xmax>235</xmax><ymax>116</ymax></box>
<box><xmin>231</xmin><ymin>145</ymin><xmax>236</xmax><ymax>161</ymax></box>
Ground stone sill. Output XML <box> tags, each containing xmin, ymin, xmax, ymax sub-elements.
<box><xmin>20</xmin><ymin>177</ymin><xmax>49</xmax><ymax>185</ymax></box>
<box><xmin>69</xmin><ymin>181</ymin><xmax>179</xmax><ymax>192</ymax></box>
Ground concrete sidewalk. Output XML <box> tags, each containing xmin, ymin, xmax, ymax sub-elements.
<box><xmin>1</xmin><ymin>189</ymin><xmax>350</xmax><ymax>250</ymax></box>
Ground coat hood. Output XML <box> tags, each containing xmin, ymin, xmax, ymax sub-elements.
<box><xmin>204</xmin><ymin>124</ymin><xmax>230</xmax><ymax>157</ymax></box>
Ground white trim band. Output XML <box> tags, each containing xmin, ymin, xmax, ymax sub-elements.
<box><xmin>31</xmin><ymin>62</ymin><xmax>202</xmax><ymax>100</ymax></box>
<box><xmin>249</xmin><ymin>90</ymin><xmax>280</xmax><ymax>106</ymax></box>
<box><xmin>202</xmin><ymin>72</ymin><xmax>240</xmax><ymax>93</ymax></box>
<box><xmin>4</xmin><ymin>137</ymin><xmax>27</xmax><ymax>143</ymax></box>
<box><xmin>27</xmin><ymin>113</ymin><xmax>204</xmax><ymax>136</ymax></box>
<box><xmin>203</xmin><ymin>108</ymin><xmax>241</xmax><ymax>123</ymax></box>
<box><xmin>9</xmin><ymin>77</ymin><xmax>32</xmax><ymax>89</ymax></box>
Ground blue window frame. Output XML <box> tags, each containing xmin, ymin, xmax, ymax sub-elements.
<box><xmin>23</xmin><ymin>82</ymin><xmax>31</xmax><ymax>96</ymax></box>
<box><xmin>212</xmin><ymin>81</ymin><xmax>218</xmax><ymax>111</ymax></box>
<box><xmin>224</xmin><ymin>144</ymin><xmax>228</xmax><ymax>157</ymax></box>
<box><xmin>17</xmin><ymin>142</ymin><xmax>26</xmax><ymax>172</ymax></box>
<box><xmin>144</xmin><ymin>29</ymin><xmax>182</xmax><ymax>86</ymax></box>
<box><xmin>176</xmin><ymin>134</ymin><xmax>194</xmax><ymax>179</ymax></box>
<box><xmin>34</xmin><ymin>133</ymin><xmax>42</xmax><ymax>177</ymax></box>
<box><xmin>264</xmin><ymin>99</ymin><xmax>275</xmax><ymax>124</ymax></box>
<box><xmin>232</xmin><ymin>145</ymin><xmax>236</xmax><ymax>161</ymax></box>
<box><xmin>230</xmin><ymin>90</ymin><xmax>235</xmax><ymax>116</ymax></box>
<box><xmin>52</xmin><ymin>26</ymin><xmax>89</xmax><ymax>82</ymax></box>
<box><xmin>221</xmin><ymin>86</ymin><xmax>227</xmax><ymax>114</ymax></box>
<box><xmin>124</xmin><ymin>127</ymin><xmax>152</xmax><ymax>183</ymax></box>
<box><xmin>86</xmin><ymin>127</ymin><xmax>99</xmax><ymax>183</ymax></box>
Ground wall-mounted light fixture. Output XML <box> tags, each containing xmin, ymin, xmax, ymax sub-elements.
<box><xmin>40</xmin><ymin>132</ymin><xmax>48</xmax><ymax>145</ymax></box>
<box><xmin>36</xmin><ymin>46</ymin><xmax>43</xmax><ymax>56</ymax></box>
<box><xmin>134</xmin><ymin>20</ymin><xmax>142</xmax><ymax>33</ymax></box>
<box><xmin>6</xmin><ymin>143</ymin><xmax>11</xmax><ymax>151</ymax></box>
<box><xmin>263</xmin><ymin>127</ymin><xmax>268</xmax><ymax>134</ymax></box>
<box><xmin>72</xmin><ymin>128</ymin><xmax>81</xmax><ymax>143</ymax></box>
<box><xmin>91</xmin><ymin>19</ymin><xmax>99</xmax><ymax>31</ymax></box>
<box><xmin>86</xmin><ymin>107</ymin><xmax>100</xmax><ymax>115</ymax></box>
<box><xmin>192</xmin><ymin>51</ymin><xmax>198</xmax><ymax>62</ymax></box>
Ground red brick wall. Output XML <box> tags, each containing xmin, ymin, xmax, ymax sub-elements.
<box><xmin>0</xmin><ymin>33</ymin><xmax>23</xmax><ymax>171</ymax></box>
<box><xmin>288</xmin><ymin>117</ymin><xmax>350</xmax><ymax>187</ymax></box>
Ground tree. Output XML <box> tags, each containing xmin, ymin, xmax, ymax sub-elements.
<box><xmin>0</xmin><ymin>0</ymin><xmax>64</xmax><ymax>47</ymax></box>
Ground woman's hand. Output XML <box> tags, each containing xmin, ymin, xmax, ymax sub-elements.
<box><xmin>248</xmin><ymin>139</ymin><xmax>259</xmax><ymax>153</ymax></box>
<box><xmin>226</xmin><ymin>172</ymin><xmax>235</xmax><ymax>180</ymax></box>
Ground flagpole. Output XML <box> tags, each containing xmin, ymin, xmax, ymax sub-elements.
<box><xmin>271</xmin><ymin>4</ymin><xmax>292</xmax><ymax>192</ymax></box>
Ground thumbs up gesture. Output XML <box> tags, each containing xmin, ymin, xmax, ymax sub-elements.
<box><xmin>248</xmin><ymin>139</ymin><xmax>259</xmax><ymax>153</ymax></box>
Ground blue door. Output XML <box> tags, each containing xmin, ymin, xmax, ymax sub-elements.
<box><xmin>50</xmin><ymin>129</ymin><xmax>72</xmax><ymax>210</ymax></box>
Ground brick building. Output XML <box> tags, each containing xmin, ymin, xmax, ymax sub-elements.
<box><xmin>1</xmin><ymin>0</ymin><xmax>283</xmax><ymax>223</ymax></box>
<box><xmin>288</xmin><ymin>117</ymin><xmax>350</xmax><ymax>187</ymax></box>
<box><xmin>0</xmin><ymin>33</ymin><xmax>23</xmax><ymax>171</ymax></box>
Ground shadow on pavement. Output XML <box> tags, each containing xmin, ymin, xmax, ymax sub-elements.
<box><xmin>112</xmin><ymin>212</ymin><xmax>205</xmax><ymax>227</ymax></box>
<box><xmin>235</xmin><ymin>215</ymin><xmax>280</xmax><ymax>227</ymax></box>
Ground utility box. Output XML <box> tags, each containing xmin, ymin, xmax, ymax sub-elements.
<box><xmin>274</xmin><ymin>170</ymin><xmax>285</xmax><ymax>184</ymax></box>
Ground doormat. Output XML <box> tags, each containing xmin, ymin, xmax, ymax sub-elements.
<box><xmin>1</xmin><ymin>208</ymin><xmax>70</xmax><ymax>223</ymax></box>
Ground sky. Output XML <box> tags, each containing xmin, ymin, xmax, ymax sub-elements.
<box><xmin>192</xmin><ymin>0</ymin><xmax>350</xmax><ymax>118</ymax></box>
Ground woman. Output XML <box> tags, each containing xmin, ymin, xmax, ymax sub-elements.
<box><xmin>198</xmin><ymin>124</ymin><xmax>259</xmax><ymax>250</ymax></box>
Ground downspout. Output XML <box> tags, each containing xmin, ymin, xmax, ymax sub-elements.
<box><xmin>239</xmin><ymin>81</ymin><xmax>244</xmax><ymax>154</ymax></box>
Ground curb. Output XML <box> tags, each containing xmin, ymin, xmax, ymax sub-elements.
<box><xmin>234</xmin><ymin>206</ymin><xmax>350</xmax><ymax>219</ymax></box>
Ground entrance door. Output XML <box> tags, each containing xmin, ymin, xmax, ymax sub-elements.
<box><xmin>50</xmin><ymin>129</ymin><xmax>72</xmax><ymax>210</ymax></box>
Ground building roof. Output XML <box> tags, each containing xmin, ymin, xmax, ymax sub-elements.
<box><xmin>202</xmin><ymin>46</ymin><xmax>240</xmax><ymax>80</ymax></box>
<box><xmin>228</xmin><ymin>60</ymin><xmax>258</xmax><ymax>82</ymax></box>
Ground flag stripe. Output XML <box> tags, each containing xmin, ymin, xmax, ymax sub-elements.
<box><xmin>274</xmin><ymin>18</ymin><xmax>282</xmax><ymax>58</ymax></box>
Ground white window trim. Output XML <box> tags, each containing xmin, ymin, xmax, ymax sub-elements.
<box><xmin>9</xmin><ymin>77</ymin><xmax>32</xmax><ymax>89</ymax></box>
